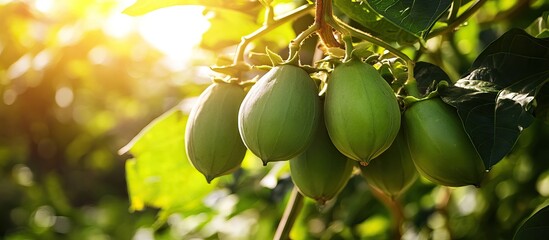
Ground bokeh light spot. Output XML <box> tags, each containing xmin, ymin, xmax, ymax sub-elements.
<box><xmin>33</xmin><ymin>206</ymin><xmax>55</xmax><ymax>228</ymax></box>
<box><xmin>12</xmin><ymin>164</ymin><xmax>34</xmax><ymax>186</ymax></box>
<box><xmin>7</xmin><ymin>54</ymin><xmax>31</xmax><ymax>80</ymax></box>
<box><xmin>536</xmin><ymin>171</ymin><xmax>549</xmax><ymax>197</ymax></box>
<box><xmin>3</xmin><ymin>89</ymin><xmax>17</xmax><ymax>105</ymax></box>
<box><xmin>33</xmin><ymin>50</ymin><xmax>52</xmax><ymax>71</ymax></box>
<box><xmin>55</xmin><ymin>87</ymin><xmax>74</xmax><ymax>108</ymax></box>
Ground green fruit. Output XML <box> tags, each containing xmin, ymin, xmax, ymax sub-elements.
<box><xmin>185</xmin><ymin>82</ymin><xmax>247</xmax><ymax>183</ymax></box>
<box><xmin>238</xmin><ymin>65</ymin><xmax>321</xmax><ymax>164</ymax></box>
<box><xmin>360</xmin><ymin>129</ymin><xmax>417</xmax><ymax>199</ymax></box>
<box><xmin>290</xmin><ymin>113</ymin><xmax>354</xmax><ymax>205</ymax></box>
<box><xmin>324</xmin><ymin>59</ymin><xmax>401</xmax><ymax>165</ymax></box>
<box><xmin>404</xmin><ymin>98</ymin><xmax>486</xmax><ymax>187</ymax></box>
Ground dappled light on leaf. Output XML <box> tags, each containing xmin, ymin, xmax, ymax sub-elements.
<box><xmin>366</xmin><ymin>0</ymin><xmax>452</xmax><ymax>38</ymax></box>
<box><xmin>334</xmin><ymin>0</ymin><xmax>451</xmax><ymax>44</ymax></box>
<box><xmin>121</xmin><ymin>108</ymin><xmax>215</xmax><ymax>213</ymax></box>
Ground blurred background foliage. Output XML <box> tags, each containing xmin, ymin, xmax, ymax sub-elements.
<box><xmin>1</xmin><ymin>0</ymin><xmax>549</xmax><ymax>239</ymax></box>
<box><xmin>0</xmin><ymin>0</ymin><xmax>209</xmax><ymax>238</ymax></box>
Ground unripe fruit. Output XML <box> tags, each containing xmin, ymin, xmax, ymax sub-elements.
<box><xmin>185</xmin><ymin>82</ymin><xmax>247</xmax><ymax>183</ymax></box>
<box><xmin>360</xmin><ymin>129</ymin><xmax>417</xmax><ymax>199</ymax></box>
<box><xmin>324</xmin><ymin>59</ymin><xmax>401</xmax><ymax>165</ymax></box>
<box><xmin>290</xmin><ymin>113</ymin><xmax>354</xmax><ymax>205</ymax></box>
<box><xmin>238</xmin><ymin>65</ymin><xmax>321</xmax><ymax>164</ymax></box>
<box><xmin>404</xmin><ymin>98</ymin><xmax>486</xmax><ymax>187</ymax></box>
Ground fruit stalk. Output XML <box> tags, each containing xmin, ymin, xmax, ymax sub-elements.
<box><xmin>274</xmin><ymin>187</ymin><xmax>304</xmax><ymax>240</ymax></box>
<box><xmin>403</xmin><ymin>60</ymin><xmax>420</xmax><ymax>98</ymax></box>
<box><xmin>314</xmin><ymin>0</ymin><xmax>339</xmax><ymax>47</ymax></box>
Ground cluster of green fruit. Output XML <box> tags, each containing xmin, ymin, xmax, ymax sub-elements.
<box><xmin>185</xmin><ymin>58</ymin><xmax>486</xmax><ymax>203</ymax></box>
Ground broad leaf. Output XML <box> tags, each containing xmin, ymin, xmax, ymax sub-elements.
<box><xmin>525</xmin><ymin>11</ymin><xmax>549</xmax><ymax>38</ymax></box>
<box><xmin>123</xmin><ymin>0</ymin><xmax>259</xmax><ymax>16</ymax></box>
<box><xmin>333</xmin><ymin>0</ymin><xmax>451</xmax><ymax>44</ymax></box>
<box><xmin>120</xmin><ymin>107</ymin><xmax>214</xmax><ymax>216</ymax></box>
<box><xmin>334</xmin><ymin>0</ymin><xmax>417</xmax><ymax>44</ymax></box>
<box><xmin>366</xmin><ymin>0</ymin><xmax>452</xmax><ymax>38</ymax></box>
<box><xmin>440</xmin><ymin>29</ymin><xmax>549</xmax><ymax>170</ymax></box>
<box><xmin>201</xmin><ymin>9</ymin><xmax>257</xmax><ymax>50</ymax></box>
<box><xmin>535</xmin><ymin>84</ymin><xmax>549</xmax><ymax>124</ymax></box>
<box><xmin>514</xmin><ymin>204</ymin><xmax>549</xmax><ymax>240</ymax></box>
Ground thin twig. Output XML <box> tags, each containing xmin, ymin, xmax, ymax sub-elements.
<box><xmin>427</xmin><ymin>0</ymin><xmax>488</xmax><ymax>39</ymax></box>
<box><xmin>274</xmin><ymin>187</ymin><xmax>305</xmax><ymax>240</ymax></box>
<box><xmin>370</xmin><ymin>187</ymin><xmax>405</xmax><ymax>240</ymax></box>
<box><xmin>287</xmin><ymin>23</ymin><xmax>319</xmax><ymax>63</ymax></box>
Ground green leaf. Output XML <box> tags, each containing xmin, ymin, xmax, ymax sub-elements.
<box><xmin>535</xmin><ymin>84</ymin><xmax>549</xmax><ymax>124</ymax></box>
<box><xmin>525</xmin><ymin>11</ymin><xmax>549</xmax><ymax>38</ymax></box>
<box><xmin>261</xmin><ymin>21</ymin><xmax>296</xmax><ymax>51</ymax></box>
<box><xmin>439</xmin><ymin>29</ymin><xmax>549</xmax><ymax>170</ymax></box>
<box><xmin>365</xmin><ymin>0</ymin><xmax>452</xmax><ymax>38</ymax></box>
<box><xmin>514</xmin><ymin>204</ymin><xmax>549</xmax><ymax>240</ymax></box>
<box><xmin>334</xmin><ymin>0</ymin><xmax>417</xmax><ymax>44</ymax></box>
<box><xmin>123</xmin><ymin>0</ymin><xmax>259</xmax><ymax>16</ymax></box>
<box><xmin>265</xmin><ymin>48</ymin><xmax>284</xmax><ymax>66</ymax></box>
<box><xmin>201</xmin><ymin>9</ymin><xmax>258</xmax><ymax>50</ymax></box>
<box><xmin>120</xmin><ymin>107</ymin><xmax>215</xmax><ymax>215</ymax></box>
<box><xmin>351</xmin><ymin>42</ymin><xmax>374</xmax><ymax>59</ymax></box>
<box><xmin>333</xmin><ymin>0</ymin><xmax>451</xmax><ymax>44</ymax></box>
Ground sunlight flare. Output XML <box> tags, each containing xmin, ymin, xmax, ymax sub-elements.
<box><xmin>136</xmin><ymin>6</ymin><xmax>210</xmax><ymax>65</ymax></box>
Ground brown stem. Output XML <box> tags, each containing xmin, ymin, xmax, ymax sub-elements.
<box><xmin>274</xmin><ymin>187</ymin><xmax>305</xmax><ymax>240</ymax></box>
<box><xmin>315</xmin><ymin>0</ymin><xmax>340</xmax><ymax>48</ymax></box>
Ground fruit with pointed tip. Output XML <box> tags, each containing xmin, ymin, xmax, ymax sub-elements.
<box><xmin>360</xmin><ymin>129</ymin><xmax>417</xmax><ymax>199</ymax></box>
<box><xmin>238</xmin><ymin>64</ymin><xmax>321</xmax><ymax>164</ymax></box>
<box><xmin>324</xmin><ymin>59</ymin><xmax>401</xmax><ymax>165</ymax></box>
<box><xmin>290</xmin><ymin>113</ymin><xmax>354</xmax><ymax>205</ymax></box>
<box><xmin>185</xmin><ymin>81</ymin><xmax>247</xmax><ymax>183</ymax></box>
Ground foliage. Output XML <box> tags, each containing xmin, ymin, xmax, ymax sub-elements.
<box><xmin>0</xmin><ymin>0</ymin><xmax>196</xmax><ymax>238</ymax></box>
<box><xmin>333</xmin><ymin>0</ymin><xmax>452</xmax><ymax>44</ymax></box>
<box><xmin>440</xmin><ymin>29</ymin><xmax>549</xmax><ymax>169</ymax></box>
<box><xmin>2</xmin><ymin>0</ymin><xmax>549</xmax><ymax>239</ymax></box>
<box><xmin>123</xmin><ymin>0</ymin><xmax>549</xmax><ymax>239</ymax></box>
